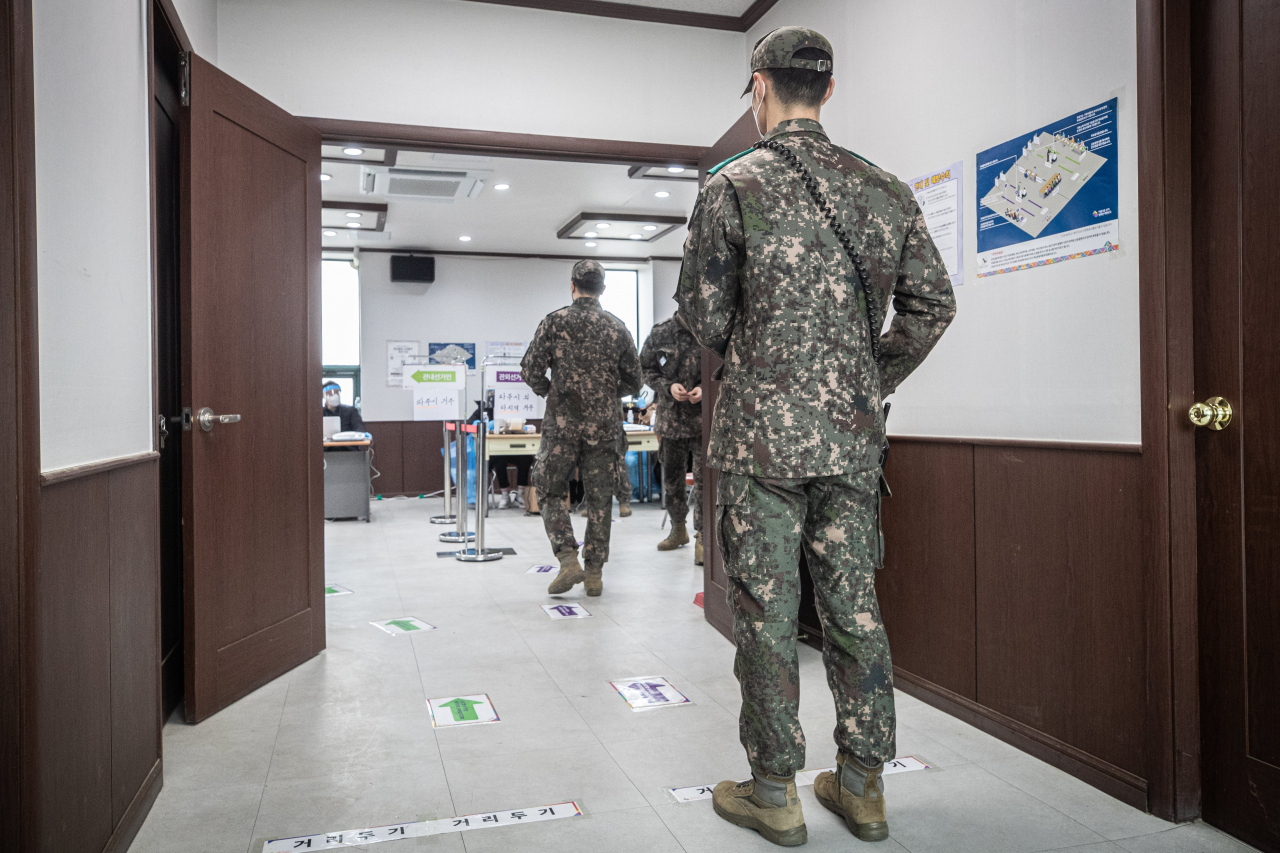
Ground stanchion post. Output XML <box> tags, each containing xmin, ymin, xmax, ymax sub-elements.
<box><xmin>456</xmin><ymin>416</ymin><xmax>503</xmax><ymax>562</ymax></box>
<box><xmin>439</xmin><ymin>421</ymin><xmax>475</xmax><ymax>543</ymax></box>
<box><xmin>429</xmin><ymin>421</ymin><xmax>455</xmax><ymax>524</ymax></box>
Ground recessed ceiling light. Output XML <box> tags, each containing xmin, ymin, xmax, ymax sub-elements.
<box><xmin>629</xmin><ymin>234</ymin><xmax>643</xmax><ymax>240</ymax></box>
<box><xmin>345</xmin><ymin>211</ymin><xmax>362</xmax><ymax>218</ymax></box>
<box><xmin>596</xmin><ymin>223</ymin><xmax>611</xmax><ymax>229</ymax></box>
<box><xmin>323</xmin><ymin>230</ymin><xmax>337</xmax><ymax>237</ymax></box>
<box><xmin>345</xmin><ymin>222</ymin><xmax>361</xmax><ymax>228</ymax></box>
<box><xmin>494</xmin><ymin>183</ymin><xmax>510</xmax><ymax>190</ymax></box>
<box><xmin>585</xmin><ymin>242</ymin><xmax>597</xmax><ymax>247</ymax></box>
<box><xmin>320</xmin><ymin>173</ymin><xmax>332</xmax><ymax>181</ymax></box>
<box><xmin>342</xmin><ymin>147</ymin><xmax>364</xmax><ymax>156</ymax></box>
<box><xmin>459</xmin><ymin>236</ymin><xmax>472</xmax><ymax>242</ymax></box>
<box><xmin>667</xmin><ymin>166</ymin><xmax>685</xmax><ymax>174</ymax></box>
<box><xmin>584</xmin><ymin>231</ymin><xmax>598</xmax><ymax>238</ymax></box>
<box><xmin>654</xmin><ymin>191</ymin><xmax>670</xmax><ymax>198</ymax></box>
<box><xmin>643</xmin><ymin>225</ymin><xmax>658</xmax><ymax>231</ymax></box>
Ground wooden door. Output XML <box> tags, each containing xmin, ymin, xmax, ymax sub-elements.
<box><xmin>181</xmin><ymin>54</ymin><xmax>323</xmax><ymax>722</ymax></box>
<box><xmin>1192</xmin><ymin>1</ymin><xmax>1280</xmax><ymax>849</ymax></box>
<box><xmin>699</xmin><ymin>111</ymin><xmax>762</xmax><ymax>642</ymax></box>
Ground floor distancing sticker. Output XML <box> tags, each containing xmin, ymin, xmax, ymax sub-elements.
<box><xmin>527</xmin><ymin>564</ymin><xmax>556</xmax><ymax>574</ymax></box>
<box><xmin>261</xmin><ymin>801</ymin><xmax>581</xmax><ymax>851</ymax></box>
<box><xmin>543</xmin><ymin>603</ymin><xmax>592</xmax><ymax>619</ymax></box>
<box><xmin>429</xmin><ymin>693</ymin><xmax>500</xmax><ymax>727</ymax></box>
<box><xmin>668</xmin><ymin>757</ymin><xmax>932</xmax><ymax>803</ymax></box>
<box><xmin>609</xmin><ymin>676</ymin><xmax>691</xmax><ymax>711</ymax></box>
<box><xmin>370</xmin><ymin>617</ymin><xmax>435</xmax><ymax>635</ymax></box>
<box><xmin>324</xmin><ymin>584</ymin><xmax>353</xmax><ymax>596</ymax></box>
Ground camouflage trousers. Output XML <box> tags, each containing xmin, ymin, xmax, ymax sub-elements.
<box><xmin>661</xmin><ymin>436</ymin><xmax>703</xmax><ymax>532</ymax></box>
<box><xmin>613</xmin><ymin>451</ymin><xmax>632</xmax><ymax>503</ymax></box>
<box><xmin>717</xmin><ymin>469</ymin><xmax>894</xmax><ymax>777</ymax></box>
<box><xmin>534</xmin><ymin>435</ymin><xmax>615</xmax><ymax>570</ymax></box>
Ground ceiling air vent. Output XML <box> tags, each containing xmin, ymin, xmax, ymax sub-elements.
<box><xmin>360</xmin><ymin>166</ymin><xmax>490</xmax><ymax>201</ymax></box>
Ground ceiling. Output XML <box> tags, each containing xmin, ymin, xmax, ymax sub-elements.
<box><xmin>320</xmin><ymin>150</ymin><xmax>701</xmax><ymax>259</ymax></box>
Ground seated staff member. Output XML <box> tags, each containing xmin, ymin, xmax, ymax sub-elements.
<box><xmin>641</xmin><ymin>313</ymin><xmax>704</xmax><ymax>563</ymax></box>
<box><xmin>323</xmin><ymin>381</ymin><xmax>366</xmax><ymax>432</ymax></box>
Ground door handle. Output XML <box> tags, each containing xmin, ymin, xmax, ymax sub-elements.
<box><xmin>1189</xmin><ymin>396</ymin><xmax>1232</xmax><ymax>430</ymax></box>
<box><xmin>197</xmin><ymin>406</ymin><xmax>242</xmax><ymax>432</ymax></box>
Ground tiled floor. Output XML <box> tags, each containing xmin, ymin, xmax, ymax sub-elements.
<box><xmin>129</xmin><ymin>497</ymin><xmax>1257</xmax><ymax>853</ymax></box>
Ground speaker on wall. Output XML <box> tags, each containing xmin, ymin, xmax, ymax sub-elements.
<box><xmin>390</xmin><ymin>255</ymin><xmax>435</xmax><ymax>283</ymax></box>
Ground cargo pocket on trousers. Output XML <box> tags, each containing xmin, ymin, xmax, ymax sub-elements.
<box><xmin>716</xmin><ymin>473</ymin><xmax>750</xmax><ymax>579</ymax></box>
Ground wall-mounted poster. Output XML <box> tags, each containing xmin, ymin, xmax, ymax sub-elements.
<box><xmin>485</xmin><ymin>341</ymin><xmax>527</xmax><ymax>360</ymax></box>
<box><xmin>976</xmin><ymin>98</ymin><xmax>1119</xmax><ymax>278</ymax></box>
<box><xmin>908</xmin><ymin>162</ymin><xmax>963</xmax><ymax>286</ymax></box>
<box><xmin>427</xmin><ymin>342</ymin><xmax>476</xmax><ymax>370</ymax></box>
<box><xmin>387</xmin><ymin>340</ymin><xmax>418</xmax><ymax>387</ymax></box>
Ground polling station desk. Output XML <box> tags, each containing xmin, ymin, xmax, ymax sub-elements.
<box><xmin>624</xmin><ymin>427</ymin><xmax>659</xmax><ymax>503</ymax></box>
<box><xmin>324</xmin><ymin>439</ymin><xmax>372</xmax><ymax>522</ymax></box>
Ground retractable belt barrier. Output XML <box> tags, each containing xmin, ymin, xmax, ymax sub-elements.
<box><xmin>430</xmin><ymin>422</ymin><xmax>459</xmax><ymax>526</ymax></box>
<box><xmin>454</xmin><ymin>415</ymin><xmax>504</xmax><ymax>563</ymax></box>
<box><xmin>439</xmin><ymin>421</ymin><xmax>475</xmax><ymax>544</ymax></box>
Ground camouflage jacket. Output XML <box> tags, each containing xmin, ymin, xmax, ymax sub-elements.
<box><xmin>640</xmin><ymin>316</ymin><xmax>703</xmax><ymax>441</ymax></box>
<box><xmin>521</xmin><ymin>296</ymin><xmax>642</xmax><ymax>444</ymax></box>
<box><xmin>676</xmin><ymin>118</ymin><xmax>956</xmax><ymax>478</ymax></box>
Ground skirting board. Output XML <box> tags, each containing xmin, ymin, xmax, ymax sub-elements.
<box><xmin>893</xmin><ymin>668</ymin><xmax>1150</xmax><ymax>812</ymax></box>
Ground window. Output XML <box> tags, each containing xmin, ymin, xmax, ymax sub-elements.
<box><xmin>322</xmin><ymin>259</ymin><xmax>361</xmax><ymax>405</ymax></box>
<box><xmin>600</xmin><ymin>269</ymin><xmax>640</xmax><ymax>346</ymax></box>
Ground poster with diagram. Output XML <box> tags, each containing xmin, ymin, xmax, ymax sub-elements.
<box><xmin>976</xmin><ymin>98</ymin><xmax>1119</xmax><ymax>278</ymax></box>
<box><xmin>428</xmin><ymin>342</ymin><xmax>476</xmax><ymax>370</ymax></box>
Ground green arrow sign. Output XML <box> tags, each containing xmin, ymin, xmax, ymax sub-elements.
<box><xmin>438</xmin><ymin>697</ymin><xmax>484</xmax><ymax>722</ymax></box>
<box><xmin>387</xmin><ymin>619</ymin><xmax>420</xmax><ymax>632</ymax></box>
<box><xmin>325</xmin><ymin>586</ymin><xmax>338</xmax><ymax>595</ymax></box>
<box><xmin>411</xmin><ymin>369</ymin><xmax>455</xmax><ymax>384</ymax></box>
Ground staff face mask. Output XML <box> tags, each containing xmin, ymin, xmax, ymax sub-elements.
<box><xmin>324</xmin><ymin>391</ymin><xmax>340</xmax><ymax>409</ymax></box>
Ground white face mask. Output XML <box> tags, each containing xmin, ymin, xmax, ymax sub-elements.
<box><xmin>751</xmin><ymin>77</ymin><xmax>767</xmax><ymax>139</ymax></box>
<box><xmin>324</xmin><ymin>392</ymin><xmax>340</xmax><ymax>409</ymax></box>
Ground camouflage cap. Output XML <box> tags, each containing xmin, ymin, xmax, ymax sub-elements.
<box><xmin>741</xmin><ymin>26</ymin><xmax>834</xmax><ymax>96</ymax></box>
<box><xmin>571</xmin><ymin>259</ymin><xmax>605</xmax><ymax>285</ymax></box>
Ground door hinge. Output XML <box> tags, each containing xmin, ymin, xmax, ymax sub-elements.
<box><xmin>179</xmin><ymin>51</ymin><xmax>191</xmax><ymax>107</ymax></box>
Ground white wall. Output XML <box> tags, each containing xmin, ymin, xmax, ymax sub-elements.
<box><xmin>652</xmin><ymin>259</ymin><xmax>681</xmax><ymax>326</ymax></box>
<box><xmin>359</xmin><ymin>254</ymin><xmax>651</xmax><ymax>421</ymax></box>
<box><xmin>172</xmin><ymin>0</ymin><xmax>218</xmax><ymax>62</ymax></box>
<box><xmin>33</xmin><ymin>0</ymin><xmax>154</xmax><ymax>471</ymax></box>
<box><xmin>216</xmin><ymin>0</ymin><xmax>747</xmax><ymax>146</ymax></box>
<box><xmin>749</xmin><ymin>0</ymin><xmax>1141</xmax><ymax>445</ymax></box>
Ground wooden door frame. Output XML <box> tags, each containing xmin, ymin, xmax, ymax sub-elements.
<box><xmin>1136</xmin><ymin>0</ymin><xmax>1199</xmax><ymax>823</ymax></box>
<box><xmin>1</xmin><ymin>0</ymin><xmax>39</xmax><ymax>846</ymax></box>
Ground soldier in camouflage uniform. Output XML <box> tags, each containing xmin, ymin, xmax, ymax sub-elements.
<box><xmin>522</xmin><ymin>260</ymin><xmax>642</xmax><ymax>597</ymax></box>
<box><xmin>677</xmin><ymin>27</ymin><xmax>956</xmax><ymax>846</ymax></box>
<box><xmin>640</xmin><ymin>314</ymin><xmax>704</xmax><ymax>562</ymax></box>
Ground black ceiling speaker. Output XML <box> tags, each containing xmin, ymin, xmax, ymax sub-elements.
<box><xmin>390</xmin><ymin>255</ymin><xmax>435</xmax><ymax>283</ymax></box>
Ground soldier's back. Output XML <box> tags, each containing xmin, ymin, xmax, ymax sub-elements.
<box><xmin>535</xmin><ymin>298</ymin><xmax>635</xmax><ymax>440</ymax></box>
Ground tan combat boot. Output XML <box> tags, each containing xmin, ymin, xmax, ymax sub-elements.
<box><xmin>712</xmin><ymin>775</ymin><xmax>807</xmax><ymax>847</ymax></box>
<box><xmin>584</xmin><ymin>564</ymin><xmax>603</xmax><ymax>597</ymax></box>
<box><xmin>547</xmin><ymin>550</ymin><xmax>584</xmax><ymax>595</ymax></box>
<box><xmin>657</xmin><ymin>521</ymin><xmax>689</xmax><ymax>551</ymax></box>
<box><xmin>813</xmin><ymin>753</ymin><xmax>888</xmax><ymax>842</ymax></box>
<box><xmin>618</xmin><ymin>501</ymin><xmax>632</xmax><ymax>518</ymax></box>
<box><xmin>694</xmin><ymin>532</ymin><xmax>704</xmax><ymax>565</ymax></box>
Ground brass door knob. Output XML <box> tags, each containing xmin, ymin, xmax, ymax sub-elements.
<box><xmin>1189</xmin><ymin>396</ymin><xmax>1232</xmax><ymax>430</ymax></box>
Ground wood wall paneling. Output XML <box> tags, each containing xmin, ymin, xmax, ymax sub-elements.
<box><xmin>974</xmin><ymin>447</ymin><xmax>1145</xmax><ymax>779</ymax></box>
<box><xmin>402</xmin><ymin>421</ymin><xmax>444</xmax><ymax>497</ymax></box>
<box><xmin>876</xmin><ymin>441</ymin><xmax>976</xmax><ymax>700</ymax></box>
<box><xmin>38</xmin><ymin>476</ymin><xmax>115</xmax><ymax>853</ymax></box>
<box><xmin>108</xmin><ymin>461</ymin><xmax>161</xmax><ymax>826</ymax></box>
<box><xmin>365</xmin><ymin>422</ymin><xmax>403</xmax><ymax>495</ymax></box>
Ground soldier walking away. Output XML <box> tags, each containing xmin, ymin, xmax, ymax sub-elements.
<box><xmin>584</xmin><ymin>424</ymin><xmax>634</xmax><ymax>518</ymax></box>
<box><xmin>640</xmin><ymin>313</ymin><xmax>704</xmax><ymax>563</ymax></box>
<box><xmin>522</xmin><ymin>260</ymin><xmax>643</xmax><ymax>597</ymax></box>
<box><xmin>677</xmin><ymin>27</ymin><xmax>956</xmax><ymax>846</ymax></box>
